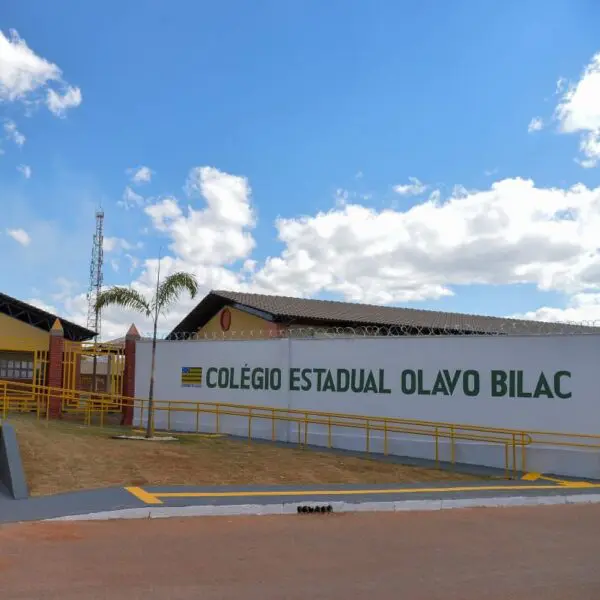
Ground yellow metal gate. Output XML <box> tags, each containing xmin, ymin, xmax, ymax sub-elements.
<box><xmin>63</xmin><ymin>341</ymin><xmax>124</xmax><ymax>402</ymax></box>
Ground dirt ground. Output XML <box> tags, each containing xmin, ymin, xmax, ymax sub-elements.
<box><xmin>8</xmin><ymin>414</ymin><xmax>480</xmax><ymax>495</ymax></box>
<box><xmin>1</xmin><ymin>504</ymin><xmax>600</xmax><ymax>599</ymax></box>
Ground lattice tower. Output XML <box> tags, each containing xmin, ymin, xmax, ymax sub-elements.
<box><xmin>86</xmin><ymin>209</ymin><xmax>104</xmax><ymax>338</ymax></box>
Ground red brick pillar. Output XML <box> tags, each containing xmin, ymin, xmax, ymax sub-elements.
<box><xmin>121</xmin><ymin>324</ymin><xmax>140</xmax><ymax>426</ymax></box>
<box><xmin>47</xmin><ymin>319</ymin><xmax>64</xmax><ymax>419</ymax></box>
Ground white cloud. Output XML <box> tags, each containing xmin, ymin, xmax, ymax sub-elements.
<box><xmin>128</xmin><ymin>166</ymin><xmax>153</xmax><ymax>185</ymax></box>
<box><xmin>393</xmin><ymin>177</ymin><xmax>427</xmax><ymax>196</ymax></box>
<box><xmin>34</xmin><ymin>166</ymin><xmax>600</xmax><ymax>339</ymax></box>
<box><xmin>46</xmin><ymin>85</ymin><xmax>82</xmax><ymax>117</ymax></box>
<box><xmin>118</xmin><ymin>186</ymin><xmax>145</xmax><ymax>209</ymax></box>
<box><xmin>527</xmin><ymin>117</ymin><xmax>543</xmax><ymax>133</ymax></box>
<box><xmin>252</xmin><ymin>178</ymin><xmax>600</xmax><ymax>304</ymax></box>
<box><xmin>0</xmin><ymin>29</ymin><xmax>81</xmax><ymax>116</ymax></box>
<box><xmin>6</xmin><ymin>228</ymin><xmax>31</xmax><ymax>246</ymax></box>
<box><xmin>555</xmin><ymin>52</ymin><xmax>600</xmax><ymax>167</ymax></box>
<box><xmin>103</xmin><ymin>236</ymin><xmax>133</xmax><ymax>252</ymax></box>
<box><xmin>513</xmin><ymin>293</ymin><xmax>600</xmax><ymax>324</ymax></box>
<box><xmin>17</xmin><ymin>164</ymin><xmax>31</xmax><ymax>178</ymax></box>
<box><xmin>0</xmin><ymin>29</ymin><xmax>60</xmax><ymax>100</ymax></box>
<box><xmin>4</xmin><ymin>119</ymin><xmax>25</xmax><ymax>146</ymax></box>
<box><xmin>148</xmin><ymin>166</ymin><xmax>255</xmax><ymax>266</ymax></box>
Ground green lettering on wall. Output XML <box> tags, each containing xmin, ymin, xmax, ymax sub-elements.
<box><xmin>491</xmin><ymin>370</ymin><xmax>507</xmax><ymax>397</ymax></box>
<box><xmin>431</xmin><ymin>371</ymin><xmax>449</xmax><ymax>396</ymax></box>
<box><xmin>314</xmin><ymin>368</ymin><xmax>326</xmax><ymax>392</ymax></box>
<box><xmin>443</xmin><ymin>370</ymin><xmax>461</xmax><ymax>395</ymax></box>
<box><xmin>336</xmin><ymin>369</ymin><xmax>350</xmax><ymax>392</ymax></box>
<box><xmin>289</xmin><ymin>368</ymin><xmax>301</xmax><ymax>391</ymax></box>
<box><xmin>401</xmin><ymin>370</ymin><xmax>416</xmax><ymax>394</ymax></box>
<box><xmin>206</xmin><ymin>367</ymin><xmax>218</xmax><ymax>388</ymax></box>
<box><xmin>269</xmin><ymin>368</ymin><xmax>282</xmax><ymax>390</ymax></box>
<box><xmin>363</xmin><ymin>370</ymin><xmax>378</xmax><ymax>393</ymax></box>
<box><xmin>251</xmin><ymin>367</ymin><xmax>264</xmax><ymax>390</ymax></box>
<box><xmin>417</xmin><ymin>370</ymin><xmax>431</xmax><ymax>395</ymax></box>
<box><xmin>463</xmin><ymin>370</ymin><xmax>479</xmax><ymax>397</ymax></box>
<box><xmin>378</xmin><ymin>369</ymin><xmax>391</xmax><ymax>394</ymax></box>
<box><xmin>300</xmin><ymin>368</ymin><xmax>312</xmax><ymax>391</ymax></box>
<box><xmin>533</xmin><ymin>372</ymin><xmax>553</xmax><ymax>398</ymax></box>
<box><xmin>240</xmin><ymin>367</ymin><xmax>250</xmax><ymax>390</ymax></box>
<box><xmin>350</xmin><ymin>369</ymin><xmax>365</xmax><ymax>393</ymax></box>
<box><xmin>554</xmin><ymin>371</ymin><xmax>571</xmax><ymax>399</ymax></box>
<box><xmin>217</xmin><ymin>367</ymin><xmax>229</xmax><ymax>388</ymax></box>
<box><xmin>322</xmin><ymin>370</ymin><xmax>336</xmax><ymax>392</ymax></box>
<box><xmin>516</xmin><ymin>371</ymin><xmax>531</xmax><ymax>398</ymax></box>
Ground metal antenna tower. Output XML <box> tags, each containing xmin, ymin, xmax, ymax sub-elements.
<box><xmin>86</xmin><ymin>209</ymin><xmax>105</xmax><ymax>339</ymax></box>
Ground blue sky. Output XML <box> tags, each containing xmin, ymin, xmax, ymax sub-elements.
<box><xmin>1</xmin><ymin>1</ymin><xmax>600</xmax><ymax>337</ymax></box>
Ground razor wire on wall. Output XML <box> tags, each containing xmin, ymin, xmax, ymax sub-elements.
<box><xmin>149</xmin><ymin>319</ymin><xmax>600</xmax><ymax>341</ymax></box>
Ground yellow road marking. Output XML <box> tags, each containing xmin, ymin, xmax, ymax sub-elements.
<box><xmin>522</xmin><ymin>472</ymin><xmax>595</xmax><ymax>487</ymax></box>
<box><xmin>125</xmin><ymin>486</ymin><xmax>163</xmax><ymax>505</ymax></box>
<box><xmin>124</xmin><ymin>482</ymin><xmax>600</xmax><ymax>504</ymax></box>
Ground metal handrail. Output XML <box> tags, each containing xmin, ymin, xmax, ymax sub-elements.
<box><xmin>2</xmin><ymin>378</ymin><xmax>600</xmax><ymax>479</ymax></box>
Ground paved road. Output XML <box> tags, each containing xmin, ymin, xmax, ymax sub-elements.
<box><xmin>1</xmin><ymin>504</ymin><xmax>600</xmax><ymax>599</ymax></box>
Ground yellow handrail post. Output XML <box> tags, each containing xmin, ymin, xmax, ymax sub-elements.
<box><xmin>195</xmin><ymin>403</ymin><xmax>200</xmax><ymax>433</ymax></box>
<box><xmin>435</xmin><ymin>426</ymin><xmax>439</xmax><ymax>466</ymax></box>
<box><xmin>328</xmin><ymin>416</ymin><xmax>332</xmax><ymax>448</ymax></box>
<box><xmin>216</xmin><ymin>404</ymin><xmax>220</xmax><ymax>433</ymax></box>
<box><xmin>366</xmin><ymin>419</ymin><xmax>370</xmax><ymax>453</ymax></box>
<box><xmin>521</xmin><ymin>432</ymin><xmax>527</xmax><ymax>473</ymax></box>
<box><xmin>504</xmin><ymin>443</ymin><xmax>509</xmax><ymax>479</ymax></box>
<box><xmin>512</xmin><ymin>433</ymin><xmax>517</xmax><ymax>479</ymax></box>
<box><xmin>248</xmin><ymin>408</ymin><xmax>252</xmax><ymax>441</ymax></box>
<box><xmin>271</xmin><ymin>408</ymin><xmax>276</xmax><ymax>441</ymax></box>
<box><xmin>384</xmin><ymin>420</ymin><xmax>388</xmax><ymax>456</ymax></box>
<box><xmin>167</xmin><ymin>402</ymin><xmax>171</xmax><ymax>431</ymax></box>
<box><xmin>303</xmin><ymin>412</ymin><xmax>308</xmax><ymax>446</ymax></box>
<box><xmin>450</xmin><ymin>425</ymin><xmax>455</xmax><ymax>467</ymax></box>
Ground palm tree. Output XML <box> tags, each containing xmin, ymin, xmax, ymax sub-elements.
<box><xmin>95</xmin><ymin>269</ymin><xmax>199</xmax><ymax>438</ymax></box>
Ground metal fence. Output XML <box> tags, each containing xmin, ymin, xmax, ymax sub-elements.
<box><xmin>146</xmin><ymin>320</ymin><xmax>600</xmax><ymax>342</ymax></box>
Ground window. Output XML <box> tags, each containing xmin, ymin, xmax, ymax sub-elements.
<box><xmin>0</xmin><ymin>358</ymin><xmax>34</xmax><ymax>380</ymax></box>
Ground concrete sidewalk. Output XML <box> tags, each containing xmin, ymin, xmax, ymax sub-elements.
<box><xmin>2</xmin><ymin>478</ymin><xmax>600</xmax><ymax>523</ymax></box>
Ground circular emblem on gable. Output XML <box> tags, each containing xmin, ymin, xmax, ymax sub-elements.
<box><xmin>220</xmin><ymin>308</ymin><xmax>232</xmax><ymax>331</ymax></box>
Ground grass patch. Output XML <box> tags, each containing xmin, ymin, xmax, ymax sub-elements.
<box><xmin>7</xmin><ymin>414</ymin><xmax>485</xmax><ymax>496</ymax></box>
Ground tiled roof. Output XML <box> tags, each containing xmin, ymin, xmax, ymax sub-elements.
<box><xmin>168</xmin><ymin>289</ymin><xmax>598</xmax><ymax>336</ymax></box>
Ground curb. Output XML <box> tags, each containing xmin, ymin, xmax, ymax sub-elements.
<box><xmin>44</xmin><ymin>492</ymin><xmax>600</xmax><ymax>522</ymax></box>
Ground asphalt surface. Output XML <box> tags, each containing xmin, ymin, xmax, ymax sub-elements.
<box><xmin>2</xmin><ymin>478</ymin><xmax>600</xmax><ymax>523</ymax></box>
<box><xmin>2</xmin><ymin>504</ymin><xmax>600</xmax><ymax>599</ymax></box>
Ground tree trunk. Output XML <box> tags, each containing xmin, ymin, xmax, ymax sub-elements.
<box><xmin>146</xmin><ymin>320</ymin><xmax>158</xmax><ymax>438</ymax></box>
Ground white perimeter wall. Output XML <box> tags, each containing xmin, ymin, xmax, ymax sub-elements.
<box><xmin>134</xmin><ymin>335</ymin><xmax>600</xmax><ymax>478</ymax></box>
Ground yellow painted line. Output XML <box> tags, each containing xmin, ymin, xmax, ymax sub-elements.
<box><xmin>125</xmin><ymin>486</ymin><xmax>163</xmax><ymax>505</ymax></box>
<box><xmin>144</xmin><ymin>483</ymin><xmax>600</xmax><ymax>500</ymax></box>
<box><xmin>522</xmin><ymin>472</ymin><xmax>595</xmax><ymax>487</ymax></box>
<box><xmin>521</xmin><ymin>472</ymin><xmax>541</xmax><ymax>481</ymax></box>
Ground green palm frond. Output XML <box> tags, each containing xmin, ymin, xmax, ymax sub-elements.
<box><xmin>154</xmin><ymin>272</ymin><xmax>199</xmax><ymax>315</ymax></box>
<box><xmin>95</xmin><ymin>287</ymin><xmax>152</xmax><ymax>317</ymax></box>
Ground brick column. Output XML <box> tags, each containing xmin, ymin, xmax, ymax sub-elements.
<box><xmin>121</xmin><ymin>324</ymin><xmax>140</xmax><ymax>426</ymax></box>
<box><xmin>47</xmin><ymin>319</ymin><xmax>64</xmax><ymax>419</ymax></box>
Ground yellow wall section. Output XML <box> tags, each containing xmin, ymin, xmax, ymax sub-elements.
<box><xmin>199</xmin><ymin>307</ymin><xmax>279</xmax><ymax>339</ymax></box>
<box><xmin>0</xmin><ymin>313</ymin><xmax>50</xmax><ymax>352</ymax></box>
